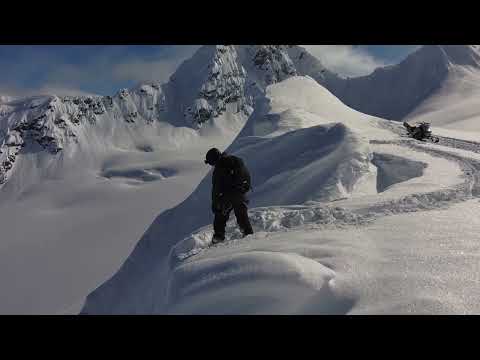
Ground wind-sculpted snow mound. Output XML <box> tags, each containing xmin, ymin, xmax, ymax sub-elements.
<box><xmin>372</xmin><ymin>153</ymin><xmax>427</xmax><ymax>192</ymax></box>
<box><xmin>237</xmin><ymin>122</ymin><xmax>372</xmax><ymax>206</ymax></box>
<box><xmin>166</xmin><ymin>250</ymin><xmax>352</xmax><ymax>315</ymax></box>
<box><xmin>239</xmin><ymin>76</ymin><xmax>396</xmax><ymax>142</ymax></box>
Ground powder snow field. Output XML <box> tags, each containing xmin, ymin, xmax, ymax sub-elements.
<box><xmin>82</xmin><ymin>76</ymin><xmax>480</xmax><ymax>314</ymax></box>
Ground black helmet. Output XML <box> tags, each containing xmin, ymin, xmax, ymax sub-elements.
<box><xmin>205</xmin><ymin>148</ymin><xmax>222</xmax><ymax>165</ymax></box>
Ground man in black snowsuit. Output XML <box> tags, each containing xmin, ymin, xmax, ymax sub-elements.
<box><xmin>204</xmin><ymin>148</ymin><xmax>254</xmax><ymax>244</ymax></box>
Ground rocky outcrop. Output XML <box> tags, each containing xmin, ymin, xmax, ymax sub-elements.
<box><xmin>167</xmin><ymin>45</ymin><xmax>249</xmax><ymax>127</ymax></box>
<box><xmin>0</xmin><ymin>84</ymin><xmax>167</xmax><ymax>186</ymax></box>
<box><xmin>169</xmin><ymin>45</ymin><xmax>304</xmax><ymax>128</ymax></box>
<box><xmin>250</xmin><ymin>45</ymin><xmax>297</xmax><ymax>85</ymax></box>
<box><xmin>183</xmin><ymin>45</ymin><xmax>249</xmax><ymax>126</ymax></box>
<box><xmin>0</xmin><ymin>130</ymin><xmax>23</xmax><ymax>185</ymax></box>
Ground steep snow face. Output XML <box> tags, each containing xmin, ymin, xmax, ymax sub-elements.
<box><xmin>240</xmin><ymin>76</ymin><xmax>395</xmax><ymax>141</ymax></box>
<box><xmin>405</xmin><ymin>56</ymin><xmax>480</xmax><ymax>132</ymax></box>
<box><xmin>165</xmin><ymin>45</ymin><xmax>250</xmax><ymax>127</ymax></box>
<box><xmin>282</xmin><ymin>45</ymin><xmax>480</xmax><ymax>126</ymax></box>
<box><xmin>308</xmin><ymin>45</ymin><xmax>480</xmax><ymax>122</ymax></box>
<box><xmin>318</xmin><ymin>45</ymin><xmax>454</xmax><ymax>120</ymax></box>
<box><xmin>80</xmin><ymin>76</ymin><xmax>396</xmax><ymax>314</ymax></box>
<box><xmin>285</xmin><ymin>45</ymin><xmax>343</xmax><ymax>91</ymax></box>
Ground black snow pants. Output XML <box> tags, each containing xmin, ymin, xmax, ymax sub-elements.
<box><xmin>213</xmin><ymin>192</ymin><xmax>253</xmax><ymax>240</ymax></box>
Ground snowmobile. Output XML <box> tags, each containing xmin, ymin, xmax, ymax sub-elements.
<box><xmin>403</xmin><ymin>121</ymin><xmax>439</xmax><ymax>143</ymax></box>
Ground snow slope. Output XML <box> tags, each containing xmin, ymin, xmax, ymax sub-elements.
<box><xmin>405</xmin><ymin>61</ymin><xmax>480</xmax><ymax>131</ymax></box>
<box><xmin>288</xmin><ymin>45</ymin><xmax>480</xmax><ymax>132</ymax></box>
<box><xmin>82</xmin><ymin>76</ymin><xmax>480</xmax><ymax>314</ymax></box>
<box><xmin>0</xmin><ymin>45</ymin><xmax>307</xmax><ymax>314</ymax></box>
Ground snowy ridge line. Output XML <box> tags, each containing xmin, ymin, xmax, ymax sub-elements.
<box><xmin>172</xmin><ymin>137</ymin><xmax>480</xmax><ymax>263</ymax></box>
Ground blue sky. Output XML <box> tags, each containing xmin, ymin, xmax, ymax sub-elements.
<box><xmin>0</xmin><ymin>45</ymin><xmax>420</xmax><ymax>97</ymax></box>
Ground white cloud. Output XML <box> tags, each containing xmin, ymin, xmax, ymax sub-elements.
<box><xmin>302</xmin><ymin>45</ymin><xmax>388</xmax><ymax>77</ymax></box>
<box><xmin>0</xmin><ymin>84</ymin><xmax>98</xmax><ymax>98</ymax></box>
<box><xmin>111</xmin><ymin>46</ymin><xmax>200</xmax><ymax>84</ymax></box>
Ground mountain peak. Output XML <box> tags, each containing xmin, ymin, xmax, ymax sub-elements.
<box><xmin>309</xmin><ymin>44</ymin><xmax>480</xmax><ymax>121</ymax></box>
<box><xmin>165</xmin><ymin>45</ymin><xmax>303</xmax><ymax>128</ymax></box>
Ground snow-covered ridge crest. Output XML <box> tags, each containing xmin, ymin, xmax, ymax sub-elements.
<box><xmin>0</xmin><ymin>84</ymin><xmax>166</xmax><ymax>185</ymax></box>
<box><xmin>298</xmin><ymin>45</ymin><xmax>480</xmax><ymax>122</ymax></box>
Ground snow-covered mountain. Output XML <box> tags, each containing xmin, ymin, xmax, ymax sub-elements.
<box><xmin>4</xmin><ymin>44</ymin><xmax>480</xmax><ymax>191</ymax></box>
<box><xmin>0</xmin><ymin>45</ymin><xmax>306</xmax><ymax>190</ymax></box>
<box><xmin>403</xmin><ymin>46</ymin><xmax>480</xmax><ymax>133</ymax></box>
<box><xmin>308</xmin><ymin>45</ymin><xmax>480</xmax><ymax>126</ymax></box>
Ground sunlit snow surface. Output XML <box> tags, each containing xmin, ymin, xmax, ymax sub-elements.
<box><xmin>82</xmin><ymin>77</ymin><xmax>480</xmax><ymax>314</ymax></box>
<box><xmin>4</xmin><ymin>45</ymin><xmax>480</xmax><ymax>314</ymax></box>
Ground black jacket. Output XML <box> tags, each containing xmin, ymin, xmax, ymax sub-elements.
<box><xmin>212</xmin><ymin>154</ymin><xmax>251</xmax><ymax>211</ymax></box>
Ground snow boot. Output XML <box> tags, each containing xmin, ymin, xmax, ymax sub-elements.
<box><xmin>241</xmin><ymin>229</ymin><xmax>254</xmax><ymax>238</ymax></box>
<box><xmin>212</xmin><ymin>234</ymin><xmax>225</xmax><ymax>245</ymax></box>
